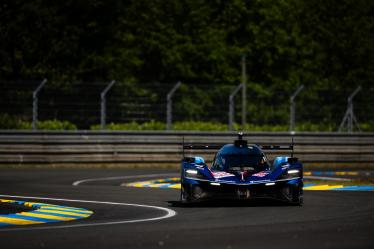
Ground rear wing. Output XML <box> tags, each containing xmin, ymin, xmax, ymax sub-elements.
<box><xmin>183</xmin><ymin>144</ymin><xmax>293</xmax><ymax>150</ymax></box>
<box><xmin>182</xmin><ymin>133</ymin><xmax>295</xmax><ymax>158</ymax></box>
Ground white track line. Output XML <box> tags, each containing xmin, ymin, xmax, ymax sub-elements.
<box><xmin>72</xmin><ymin>173</ymin><xmax>178</xmax><ymax>186</ymax></box>
<box><xmin>304</xmin><ymin>176</ymin><xmax>352</xmax><ymax>181</ymax></box>
<box><xmin>0</xmin><ymin>194</ymin><xmax>177</xmax><ymax>232</ymax></box>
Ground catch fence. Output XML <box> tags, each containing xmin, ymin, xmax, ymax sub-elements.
<box><xmin>1</xmin><ymin>80</ymin><xmax>373</xmax><ymax>131</ymax></box>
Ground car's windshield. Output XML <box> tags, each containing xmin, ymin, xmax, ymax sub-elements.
<box><xmin>212</xmin><ymin>153</ymin><xmax>264</xmax><ymax>171</ymax></box>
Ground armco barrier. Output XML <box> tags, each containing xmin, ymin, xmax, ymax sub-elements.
<box><xmin>0</xmin><ymin>131</ymin><xmax>373</xmax><ymax>165</ymax></box>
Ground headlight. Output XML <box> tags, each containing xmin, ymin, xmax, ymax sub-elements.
<box><xmin>287</xmin><ymin>169</ymin><xmax>300</xmax><ymax>175</ymax></box>
<box><xmin>186</xmin><ymin>169</ymin><xmax>198</xmax><ymax>175</ymax></box>
<box><xmin>278</xmin><ymin>169</ymin><xmax>302</xmax><ymax>179</ymax></box>
<box><xmin>185</xmin><ymin>169</ymin><xmax>207</xmax><ymax>179</ymax></box>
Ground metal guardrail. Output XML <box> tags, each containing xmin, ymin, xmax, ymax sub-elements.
<box><xmin>0</xmin><ymin>131</ymin><xmax>374</xmax><ymax>165</ymax></box>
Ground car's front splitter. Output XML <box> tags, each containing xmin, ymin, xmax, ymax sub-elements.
<box><xmin>181</xmin><ymin>178</ymin><xmax>302</xmax><ymax>201</ymax></box>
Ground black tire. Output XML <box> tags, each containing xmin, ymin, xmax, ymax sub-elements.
<box><xmin>180</xmin><ymin>185</ymin><xmax>190</xmax><ymax>203</ymax></box>
<box><xmin>180</xmin><ymin>184</ymin><xmax>201</xmax><ymax>204</ymax></box>
<box><xmin>291</xmin><ymin>185</ymin><xmax>303</xmax><ymax>206</ymax></box>
<box><xmin>282</xmin><ymin>184</ymin><xmax>303</xmax><ymax>206</ymax></box>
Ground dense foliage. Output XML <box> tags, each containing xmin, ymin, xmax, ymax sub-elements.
<box><xmin>1</xmin><ymin>0</ymin><xmax>373</xmax><ymax>130</ymax></box>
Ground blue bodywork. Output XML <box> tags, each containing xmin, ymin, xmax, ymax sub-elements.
<box><xmin>180</xmin><ymin>142</ymin><xmax>303</xmax><ymax>204</ymax></box>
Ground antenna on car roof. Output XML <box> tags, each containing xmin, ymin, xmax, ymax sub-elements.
<box><xmin>238</xmin><ymin>131</ymin><xmax>243</xmax><ymax>140</ymax></box>
<box><xmin>234</xmin><ymin>132</ymin><xmax>247</xmax><ymax>147</ymax></box>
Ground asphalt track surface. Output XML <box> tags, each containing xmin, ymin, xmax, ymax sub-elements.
<box><xmin>1</xmin><ymin>168</ymin><xmax>374</xmax><ymax>249</ymax></box>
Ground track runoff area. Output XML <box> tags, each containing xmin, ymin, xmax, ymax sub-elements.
<box><xmin>0</xmin><ymin>199</ymin><xmax>93</xmax><ymax>227</ymax></box>
<box><xmin>0</xmin><ymin>168</ymin><xmax>374</xmax><ymax>249</ymax></box>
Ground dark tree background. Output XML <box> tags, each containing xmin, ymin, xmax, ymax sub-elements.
<box><xmin>0</xmin><ymin>0</ymin><xmax>373</xmax><ymax>129</ymax></box>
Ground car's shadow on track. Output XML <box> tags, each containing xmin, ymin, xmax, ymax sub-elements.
<box><xmin>168</xmin><ymin>199</ymin><xmax>297</xmax><ymax>208</ymax></box>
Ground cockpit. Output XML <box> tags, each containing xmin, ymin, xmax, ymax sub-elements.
<box><xmin>211</xmin><ymin>144</ymin><xmax>270</xmax><ymax>173</ymax></box>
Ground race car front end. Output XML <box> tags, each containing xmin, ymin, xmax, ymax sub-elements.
<box><xmin>180</xmin><ymin>156</ymin><xmax>303</xmax><ymax>205</ymax></box>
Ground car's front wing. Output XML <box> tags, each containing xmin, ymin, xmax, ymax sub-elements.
<box><xmin>181</xmin><ymin>177</ymin><xmax>303</xmax><ymax>201</ymax></box>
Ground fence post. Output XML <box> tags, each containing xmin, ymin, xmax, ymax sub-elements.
<box><xmin>166</xmin><ymin>81</ymin><xmax>182</xmax><ymax>130</ymax></box>
<box><xmin>100</xmin><ymin>80</ymin><xmax>116</xmax><ymax>130</ymax></box>
<box><xmin>228</xmin><ymin>83</ymin><xmax>243</xmax><ymax>131</ymax></box>
<box><xmin>241</xmin><ymin>54</ymin><xmax>247</xmax><ymax>130</ymax></box>
<box><xmin>32</xmin><ymin>78</ymin><xmax>47</xmax><ymax>130</ymax></box>
<box><xmin>338</xmin><ymin>86</ymin><xmax>361</xmax><ymax>133</ymax></box>
<box><xmin>289</xmin><ymin>85</ymin><xmax>304</xmax><ymax>132</ymax></box>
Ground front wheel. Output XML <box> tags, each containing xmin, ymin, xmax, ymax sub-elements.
<box><xmin>282</xmin><ymin>185</ymin><xmax>303</xmax><ymax>206</ymax></box>
<box><xmin>293</xmin><ymin>186</ymin><xmax>303</xmax><ymax>206</ymax></box>
<box><xmin>180</xmin><ymin>185</ymin><xmax>189</xmax><ymax>203</ymax></box>
<box><xmin>180</xmin><ymin>184</ymin><xmax>202</xmax><ymax>203</ymax></box>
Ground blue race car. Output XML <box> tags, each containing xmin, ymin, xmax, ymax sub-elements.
<box><xmin>180</xmin><ymin>133</ymin><xmax>303</xmax><ymax>205</ymax></box>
